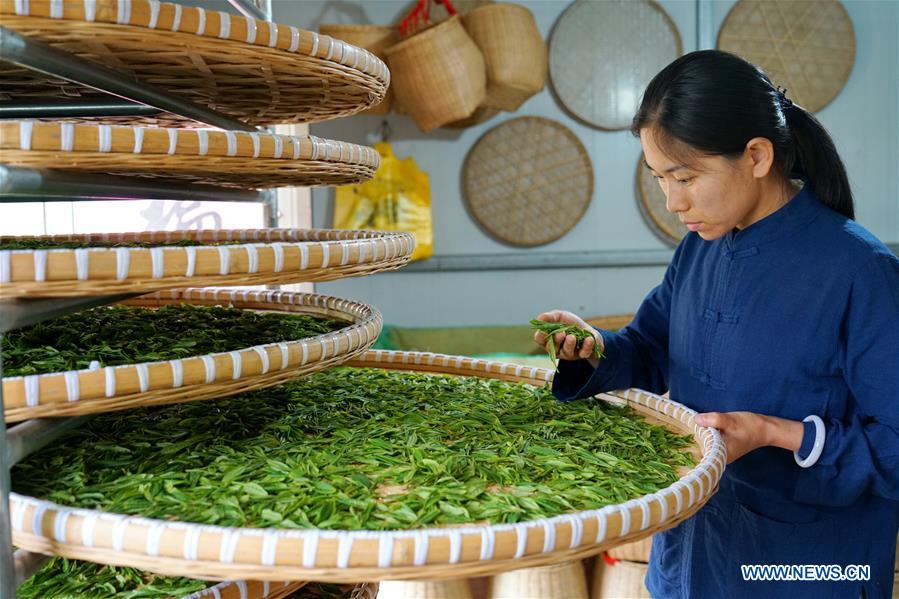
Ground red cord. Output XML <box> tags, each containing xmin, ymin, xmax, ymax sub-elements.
<box><xmin>398</xmin><ymin>0</ymin><xmax>458</xmax><ymax>37</ymax></box>
<box><xmin>602</xmin><ymin>551</ymin><xmax>620</xmax><ymax>566</ymax></box>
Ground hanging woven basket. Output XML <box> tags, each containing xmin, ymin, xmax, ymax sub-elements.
<box><xmin>0</xmin><ymin>228</ymin><xmax>415</xmax><ymax>298</ymax></box>
<box><xmin>2</xmin><ymin>288</ymin><xmax>382</xmax><ymax>422</ymax></box>
<box><xmin>9</xmin><ymin>351</ymin><xmax>725</xmax><ymax>582</ymax></box>
<box><xmin>0</xmin><ymin>0</ymin><xmax>389</xmax><ymax>126</ymax></box>
<box><xmin>385</xmin><ymin>16</ymin><xmax>486</xmax><ymax>132</ymax></box>
<box><xmin>462</xmin><ymin>3</ymin><xmax>546</xmax><ymax>112</ymax></box>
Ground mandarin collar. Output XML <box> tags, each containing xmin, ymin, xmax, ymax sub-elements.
<box><xmin>724</xmin><ymin>183</ymin><xmax>821</xmax><ymax>249</ymax></box>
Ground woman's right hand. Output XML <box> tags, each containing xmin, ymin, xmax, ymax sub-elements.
<box><xmin>533</xmin><ymin>310</ymin><xmax>604</xmax><ymax>367</ymax></box>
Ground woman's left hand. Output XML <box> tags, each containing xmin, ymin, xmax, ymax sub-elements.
<box><xmin>694</xmin><ymin>411</ymin><xmax>805</xmax><ymax>464</ymax></box>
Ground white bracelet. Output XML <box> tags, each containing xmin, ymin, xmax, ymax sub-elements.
<box><xmin>794</xmin><ymin>415</ymin><xmax>826</xmax><ymax>468</ymax></box>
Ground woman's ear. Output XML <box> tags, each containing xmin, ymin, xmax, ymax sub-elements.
<box><xmin>745</xmin><ymin>137</ymin><xmax>776</xmax><ymax>179</ymax></box>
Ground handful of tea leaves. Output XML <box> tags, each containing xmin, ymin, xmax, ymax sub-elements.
<box><xmin>529</xmin><ymin>319</ymin><xmax>603</xmax><ymax>370</ymax></box>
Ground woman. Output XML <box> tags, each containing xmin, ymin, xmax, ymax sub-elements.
<box><xmin>534</xmin><ymin>50</ymin><xmax>899</xmax><ymax>598</ymax></box>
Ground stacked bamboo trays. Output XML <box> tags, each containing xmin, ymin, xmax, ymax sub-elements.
<box><xmin>2</xmin><ymin>287</ymin><xmax>383</xmax><ymax>422</ymax></box>
<box><xmin>10</xmin><ymin>350</ymin><xmax>726</xmax><ymax>584</ymax></box>
<box><xmin>0</xmin><ymin>2</ymin><xmax>403</xmax><ymax>595</ymax></box>
<box><xmin>0</xmin><ymin>0</ymin><xmax>390</xmax><ymax>126</ymax></box>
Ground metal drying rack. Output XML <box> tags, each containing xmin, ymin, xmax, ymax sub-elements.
<box><xmin>0</xmin><ymin>2</ymin><xmax>275</xmax><ymax>595</ymax></box>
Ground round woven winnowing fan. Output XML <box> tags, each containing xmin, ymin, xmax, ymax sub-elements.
<box><xmin>549</xmin><ymin>0</ymin><xmax>682</xmax><ymax>130</ymax></box>
<box><xmin>0</xmin><ymin>0</ymin><xmax>389</xmax><ymax>126</ymax></box>
<box><xmin>717</xmin><ymin>0</ymin><xmax>856</xmax><ymax>113</ymax></box>
<box><xmin>0</xmin><ymin>121</ymin><xmax>379</xmax><ymax>189</ymax></box>
<box><xmin>636</xmin><ymin>155</ymin><xmax>688</xmax><ymax>247</ymax></box>
<box><xmin>462</xmin><ymin>116</ymin><xmax>593</xmax><ymax>247</ymax></box>
<box><xmin>10</xmin><ymin>351</ymin><xmax>726</xmax><ymax>582</ymax></box>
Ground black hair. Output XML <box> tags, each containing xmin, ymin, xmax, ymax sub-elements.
<box><xmin>631</xmin><ymin>49</ymin><xmax>854</xmax><ymax>220</ymax></box>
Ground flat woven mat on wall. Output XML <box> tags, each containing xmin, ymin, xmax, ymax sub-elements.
<box><xmin>549</xmin><ymin>0</ymin><xmax>681</xmax><ymax>130</ymax></box>
<box><xmin>717</xmin><ymin>0</ymin><xmax>855</xmax><ymax>113</ymax></box>
<box><xmin>462</xmin><ymin>116</ymin><xmax>593</xmax><ymax>247</ymax></box>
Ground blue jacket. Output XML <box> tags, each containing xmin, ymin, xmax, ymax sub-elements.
<box><xmin>553</xmin><ymin>185</ymin><xmax>899</xmax><ymax>598</ymax></box>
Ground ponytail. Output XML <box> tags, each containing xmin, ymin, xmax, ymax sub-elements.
<box><xmin>783</xmin><ymin>105</ymin><xmax>854</xmax><ymax>219</ymax></box>
<box><xmin>633</xmin><ymin>50</ymin><xmax>855</xmax><ymax>220</ymax></box>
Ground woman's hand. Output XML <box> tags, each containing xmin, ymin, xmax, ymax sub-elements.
<box><xmin>695</xmin><ymin>411</ymin><xmax>805</xmax><ymax>464</ymax></box>
<box><xmin>533</xmin><ymin>310</ymin><xmax>605</xmax><ymax>367</ymax></box>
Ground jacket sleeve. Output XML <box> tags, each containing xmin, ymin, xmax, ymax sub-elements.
<box><xmin>793</xmin><ymin>250</ymin><xmax>899</xmax><ymax>506</ymax></box>
<box><xmin>552</xmin><ymin>240</ymin><xmax>685</xmax><ymax>402</ymax></box>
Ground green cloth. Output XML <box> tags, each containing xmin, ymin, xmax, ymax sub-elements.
<box><xmin>371</xmin><ymin>324</ymin><xmax>543</xmax><ymax>356</ymax></box>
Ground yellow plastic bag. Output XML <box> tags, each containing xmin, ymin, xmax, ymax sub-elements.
<box><xmin>333</xmin><ymin>142</ymin><xmax>432</xmax><ymax>261</ymax></box>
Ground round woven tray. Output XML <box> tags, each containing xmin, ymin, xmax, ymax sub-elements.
<box><xmin>462</xmin><ymin>117</ymin><xmax>593</xmax><ymax>247</ymax></box>
<box><xmin>636</xmin><ymin>155</ymin><xmax>687</xmax><ymax>247</ymax></box>
<box><xmin>9</xmin><ymin>350</ymin><xmax>725</xmax><ymax>582</ymax></box>
<box><xmin>717</xmin><ymin>0</ymin><xmax>855</xmax><ymax>113</ymax></box>
<box><xmin>0</xmin><ymin>121</ymin><xmax>379</xmax><ymax>189</ymax></box>
<box><xmin>188</xmin><ymin>580</ymin><xmax>305</xmax><ymax>599</ymax></box>
<box><xmin>0</xmin><ymin>0</ymin><xmax>389</xmax><ymax>126</ymax></box>
<box><xmin>549</xmin><ymin>0</ymin><xmax>681</xmax><ymax>130</ymax></box>
<box><xmin>2</xmin><ymin>288</ymin><xmax>382</xmax><ymax>422</ymax></box>
<box><xmin>0</xmin><ymin>228</ymin><xmax>415</xmax><ymax>298</ymax></box>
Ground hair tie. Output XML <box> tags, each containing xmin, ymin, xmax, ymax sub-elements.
<box><xmin>776</xmin><ymin>86</ymin><xmax>794</xmax><ymax>110</ymax></box>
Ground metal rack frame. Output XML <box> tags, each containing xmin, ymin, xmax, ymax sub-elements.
<box><xmin>0</xmin><ymin>1</ymin><xmax>275</xmax><ymax>594</ymax></box>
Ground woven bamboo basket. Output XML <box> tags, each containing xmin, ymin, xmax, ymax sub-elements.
<box><xmin>187</xmin><ymin>580</ymin><xmax>306</xmax><ymax>599</ymax></box>
<box><xmin>319</xmin><ymin>25</ymin><xmax>399</xmax><ymax>116</ymax></box>
<box><xmin>377</xmin><ymin>579</ymin><xmax>473</xmax><ymax>599</ymax></box>
<box><xmin>0</xmin><ymin>121</ymin><xmax>379</xmax><ymax>189</ymax></box>
<box><xmin>462</xmin><ymin>3</ymin><xmax>546</xmax><ymax>112</ymax></box>
<box><xmin>352</xmin><ymin>582</ymin><xmax>380</xmax><ymax>599</ymax></box>
<box><xmin>0</xmin><ymin>0</ymin><xmax>389</xmax><ymax>126</ymax></box>
<box><xmin>9</xmin><ymin>350</ymin><xmax>725</xmax><ymax>582</ymax></box>
<box><xmin>606</xmin><ymin>535</ymin><xmax>652</xmax><ymax>562</ymax></box>
<box><xmin>444</xmin><ymin>106</ymin><xmax>499</xmax><ymax>129</ymax></box>
<box><xmin>591</xmin><ymin>558</ymin><xmax>650</xmax><ymax>599</ymax></box>
<box><xmin>2</xmin><ymin>288</ymin><xmax>381</xmax><ymax>422</ymax></box>
<box><xmin>385</xmin><ymin>16</ymin><xmax>486</xmax><ymax>132</ymax></box>
<box><xmin>488</xmin><ymin>560</ymin><xmax>588</xmax><ymax>598</ymax></box>
<box><xmin>0</xmin><ymin>228</ymin><xmax>415</xmax><ymax>298</ymax></box>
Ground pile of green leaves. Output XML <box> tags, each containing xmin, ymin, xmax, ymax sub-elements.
<box><xmin>529</xmin><ymin>319</ymin><xmax>604</xmax><ymax>370</ymax></box>
<box><xmin>0</xmin><ymin>239</ymin><xmax>236</xmax><ymax>250</ymax></box>
<box><xmin>19</xmin><ymin>558</ymin><xmax>351</xmax><ymax>599</ymax></box>
<box><xmin>14</xmin><ymin>368</ymin><xmax>694</xmax><ymax>531</ymax></box>
<box><xmin>18</xmin><ymin>557</ymin><xmax>206</xmax><ymax>599</ymax></box>
<box><xmin>2</xmin><ymin>304</ymin><xmax>348</xmax><ymax>377</ymax></box>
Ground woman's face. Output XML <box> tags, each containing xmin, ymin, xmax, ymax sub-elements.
<box><xmin>639</xmin><ymin>127</ymin><xmax>783</xmax><ymax>241</ymax></box>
